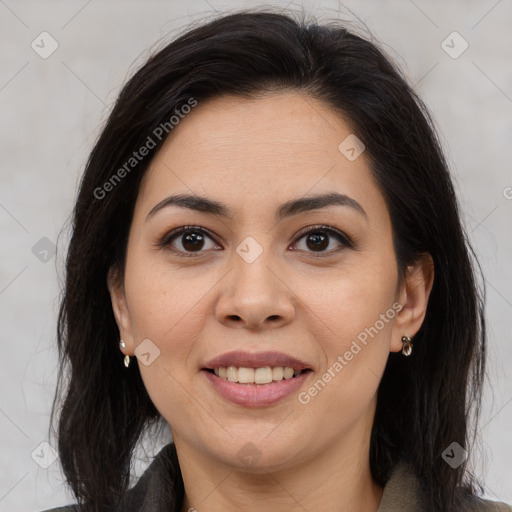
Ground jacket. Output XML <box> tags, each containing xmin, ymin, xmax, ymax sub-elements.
<box><xmin>41</xmin><ymin>442</ymin><xmax>512</xmax><ymax>512</ymax></box>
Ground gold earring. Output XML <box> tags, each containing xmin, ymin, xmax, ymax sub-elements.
<box><xmin>119</xmin><ymin>340</ymin><xmax>130</xmax><ymax>367</ymax></box>
<box><xmin>401</xmin><ymin>336</ymin><xmax>413</xmax><ymax>356</ymax></box>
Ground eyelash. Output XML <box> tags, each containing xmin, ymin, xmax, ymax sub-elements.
<box><xmin>158</xmin><ymin>224</ymin><xmax>355</xmax><ymax>258</ymax></box>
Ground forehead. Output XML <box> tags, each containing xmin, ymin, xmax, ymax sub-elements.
<box><xmin>136</xmin><ymin>91</ymin><xmax>386</xmax><ymax>224</ymax></box>
<box><xmin>152</xmin><ymin>91</ymin><xmax>359</xmax><ymax>171</ymax></box>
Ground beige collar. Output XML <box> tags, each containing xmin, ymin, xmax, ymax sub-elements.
<box><xmin>376</xmin><ymin>462</ymin><xmax>428</xmax><ymax>512</ymax></box>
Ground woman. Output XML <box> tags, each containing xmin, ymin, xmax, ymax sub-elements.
<box><xmin>44</xmin><ymin>8</ymin><xmax>511</xmax><ymax>512</ymax></box>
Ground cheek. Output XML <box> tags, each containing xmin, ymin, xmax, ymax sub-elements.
<box><xmin>295</xmin><ymin>259</ymin><xmax>397</xmax><ymax>409</ymax></box>
<box><xmin>299</xmin><ymin>257</ymin><xmax>397</xmax><ymax>351</ymax></box>
<box><xmin>122</xmin><ymin>252</ymin><xmax>233</xmax><ymax>421</ymax></box>
<box><xmin>127</xmin><ymin>286</ymin><xmax>207</xmax><ymax>428</ymax></box>
<box><xmin>124</xmin><ymin>242</ymin><xmax>213</xmax><ymax>340</ymax></box>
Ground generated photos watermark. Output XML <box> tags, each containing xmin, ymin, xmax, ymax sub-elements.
<box><xmin>93</xmin><ymin>97</ymin><xmax>198</xmax><ymax>200</ymax></box>
<box><xmin>298</xmin><ymin>301</ymin><xmax>403</xmax><ymax>405</ymax></box>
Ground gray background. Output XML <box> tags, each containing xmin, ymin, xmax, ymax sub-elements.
<box><xmin>0</xmin><ymin>0</ymin><xmax>511</xmax><ymax>510</ymax></box>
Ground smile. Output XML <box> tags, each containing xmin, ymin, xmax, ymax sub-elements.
<box><xmin>201</xmin><ymin>367</ymin><xmax>313</xmax><ymax>407</ymax></box>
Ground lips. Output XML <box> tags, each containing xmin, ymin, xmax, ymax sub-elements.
<box><xmin>201</xmin><ymin>366</ymin><xmax>313</xmax><ymax>407</ymax></box>
<box><xmin>201</xmin><ymin>350</ymin><xmax>314</xmax><ymax>407</ymax></box>
<box><xmin>202</xmin><ymin>350</ymin><xmax>313</xmax><ymax>372</ymax></box>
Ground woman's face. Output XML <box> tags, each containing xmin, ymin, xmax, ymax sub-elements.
<box><xmin>109</xmin><ymin>91</ymin><xmax>432</xmax><ymax>472</ymax></box>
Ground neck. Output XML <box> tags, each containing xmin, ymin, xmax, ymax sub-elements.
<box><xmin>175</xmin><ymin>410</ymin><xmax>383</xmax><ymax>512</ymax></box>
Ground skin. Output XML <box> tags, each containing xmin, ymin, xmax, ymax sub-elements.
<box><xmin>108</xmin><ymin>91</ymin><xmax>434</xmax><ymax>512</ymax></box>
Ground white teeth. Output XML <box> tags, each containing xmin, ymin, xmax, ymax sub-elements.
<box><xmin>238</xmin><ymin>367</ymin><xmax>254</xmax><ymax>383</ymax></box>
<box><xmin>212</xmin><ymin>366</ymin><xmax>305</xmax><ymax>384</ymax></box>
<box><xmin>283</xmin><ymin>367</ymin><xmax>294</xmax><ymax>379</ymax></box>
<box><xmin>272</xmin><ymin>367</ymin><xmax>283</xmax><ymax>381</ymax></box>
<box><xmin>254</xmin><ymin>367</ymin><xmax>273</xmax><ymax>384</ymax></box>
<box><xmin>227</xmin><ymin>366</ymin><xmax>238</xmax><ymax>382</ymax></box>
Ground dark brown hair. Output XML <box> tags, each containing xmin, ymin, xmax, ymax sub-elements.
<box><xmin>50</xmin><ymin>8</ymin><xmax>486</xmax><ymax>511</ymax></box>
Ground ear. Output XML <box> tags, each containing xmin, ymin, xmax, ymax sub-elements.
<box><xmin>107</xmin><ymin>266</ymin><xmax>135</xmax><ymax>355</ymax></box>
<box><xmin>390</xmin><ymin>253</ymin><xmax>434</xmax><ymax>353</ymax></box>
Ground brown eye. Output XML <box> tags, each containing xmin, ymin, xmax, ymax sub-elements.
<box><xmin>292</xmin><ymin>225</ymin><xmax>354</xmax><ymax>255</ymax></box>
<box><xmin>160</xmin><ymin>226</ymin><xmax>220</xmax><ymax>256</ymax></box>
<box><xmin>305</xmin><ymin>232</ymin><xmax>329</xmax><ymax>251</ymax></box>
<box><xmin>180</xmin><ymin>231</ymin><xmax>206</xmax><ymax>251</ymax></box>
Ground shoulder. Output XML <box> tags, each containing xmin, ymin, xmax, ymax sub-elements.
<box><xmin>378</xmin><ymin>461</ymin><xmax>512</xmax><ymax>512</ymax></box>
<box><xmin>456</xmin><ymin>493</ymin><xmax>512</xmax><ymax>511</ymax></box>
<box><xmin>38</xmin><ymin>442</ymin><xmax>183</xmax><ymax>512</ymax></box>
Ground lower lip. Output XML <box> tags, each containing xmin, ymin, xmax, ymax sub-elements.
<box><xmin>201</xmin><ymin>369</ymin><xmax>312</xmax><ymax>407</ymax></box>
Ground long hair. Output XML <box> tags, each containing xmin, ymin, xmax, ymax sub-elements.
<box><xmin>49</xmin><ymin>8</ymin><xmax>486</xmax><ymax>511</ymax></box>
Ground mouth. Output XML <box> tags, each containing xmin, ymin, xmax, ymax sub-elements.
<box><xmin>202</xmin><ymin>366</ymin><xmax>313</xmax><ymax>385</ymax></box>
<box><xmin>201</xmin><ymin>365</ymin><xmax>314</xmax><ymax>407</ymax></box>
<box><xmin>200</xmin><ymin>350</ymin><xmax>314</xmax><ymax>406</ymax></box>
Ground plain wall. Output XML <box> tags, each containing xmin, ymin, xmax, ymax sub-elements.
<box><xmin>0</xmin><ymin>1</ymin><xmax>510</xmax><ymax>510</ymax></box>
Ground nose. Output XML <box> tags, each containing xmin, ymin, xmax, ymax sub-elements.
<box><xmin>214</xmin><ymin>249</ymin><xmax>296</xmax><ymax>331</ymax></box>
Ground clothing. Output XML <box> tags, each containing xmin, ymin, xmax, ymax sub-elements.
<box><xmin>41</xmin><ymin>442</ymin><xmax>512</xmax><ymax>512</ymax></box>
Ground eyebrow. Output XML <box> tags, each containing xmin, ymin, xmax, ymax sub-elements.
<box><xmin>145</xmin><ymin>192</ymin><xmax>367</xmax><ymax>222</ymax></box>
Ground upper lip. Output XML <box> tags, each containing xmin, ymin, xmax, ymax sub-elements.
<box><xmin>202</xmin><ymin>350</ymin><xmax>313</xmax><ymax>371</ymax></box>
